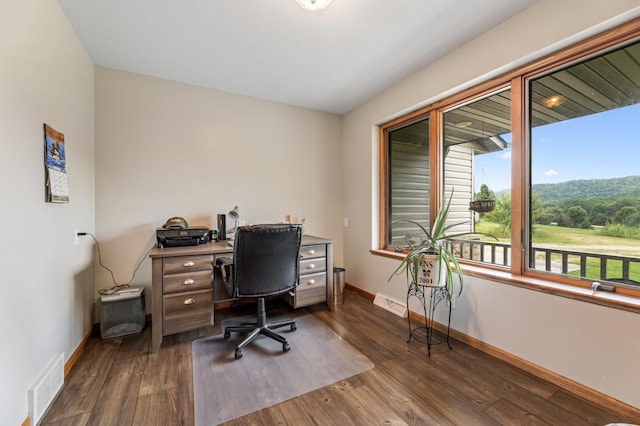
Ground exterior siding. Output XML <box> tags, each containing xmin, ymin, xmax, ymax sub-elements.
<box><xmin>444</xmin><ymin>145</ymin><xmax>474</xmax><ymax>234</ymax></box>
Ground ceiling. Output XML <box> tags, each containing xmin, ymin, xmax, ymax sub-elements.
<box><xmin>56</xmin><ymin>0</ymin><xmax>539</xmax><ymax>114</ymax></box>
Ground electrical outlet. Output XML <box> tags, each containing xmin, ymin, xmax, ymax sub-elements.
<box><xmin>74</xmin><ymin>229</ymin><xmax>79</xmax><ymax>245</ymax></box>
<box><xmin>450</xmin><ymin>294</ymin><xmax>457</xmax><ymax>309</ymax></box>
<box><xmin>343</xmin><ymin>218</ymin><xmax>349</xmax><ymax>227</ymax></box>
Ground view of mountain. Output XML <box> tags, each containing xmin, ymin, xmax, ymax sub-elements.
<box><xmin>531</xmin><ymin>175</ymin><xmax>640</xmax><ymax>203</ymax></box>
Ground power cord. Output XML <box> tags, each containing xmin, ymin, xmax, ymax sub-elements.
<box><xmin>78</xmin><ymin>232</ymin><xmax>153</xmax><ymax>295</ymax></box>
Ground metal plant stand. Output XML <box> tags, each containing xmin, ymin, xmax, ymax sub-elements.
<box><xmin>406</xmin><ymin>281</ymin><xmax>452</xmax><ymax>356</ymax></box>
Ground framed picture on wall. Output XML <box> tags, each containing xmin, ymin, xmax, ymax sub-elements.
<box><xmin>44</xmin><ymin>123</ymin><xmax>69</xmax><ymax>203</ymax></box>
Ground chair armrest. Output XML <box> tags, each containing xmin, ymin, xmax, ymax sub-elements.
<box><xmin>215</xmin><ymin>257</ymin><xmax>233</xmax><ymax>281</ymax></box>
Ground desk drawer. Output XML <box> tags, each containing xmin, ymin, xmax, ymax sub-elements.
<box><xmin>300</xmin><ymin>244</ymin><xmax>326</xmax><ymax>260</ymax></box>
<box><xmin>163</xmin><ymin>255</ymin><xmax>213</xmax><ymax>275</ymax></box>
<box><xmin>299</xmin><ymin>271</ymin><xmax>326</xmax><ymax>288</ymax></box>
<box><xmin>163</xmin><ymin>270</ymin><xmax>212</xmax><ymax>294</ymax></box>
<box><xmin>295</xmin><ymin>272</ymin><xmax>327</xmax><ymax>307</ymax></box>
<box><xmin>300</xmin><ymin>257</ymin><xmax>326</xmax><ymax>275</ymax></box>
<box><xmin>163</xmin><ymin>289</ymin><xmax>212</xmax><ymax>335</ymax></box>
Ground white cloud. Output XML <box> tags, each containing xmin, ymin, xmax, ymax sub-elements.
<box><xmin>544</xmin><ymin>169</ymin><xmax>558</xmax><ymax>177</ymax></box>
<box><xmin>498</xmin><ymin>150</ymin><xmax>511</xmax><ymax>160</ymax></box>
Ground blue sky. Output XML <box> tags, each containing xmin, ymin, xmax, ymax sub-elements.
<box><xmin>474</xmin><ymin>103</ymin><xmax>640</xmax><ymax>192</ymax></box>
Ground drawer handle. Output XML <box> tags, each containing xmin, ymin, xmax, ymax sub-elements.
<box><xmin>183</xmin><ymin>298</ymin><xmax>196</xmax><ymax>305</ymax></box>
<box><xmin>183</xmin><ymin>261</ymin><xmax>195</xmax><ymax>267</ymax></box>
<box><xmin>183</xmin><ymin>279</ymin><xmax>195</xmax><ymax>285</ymax></box>
<box><xmin>308</xmin><ymin>279</ymin><xmax>315</xmax><ymax>285</ymax></box>
<box><xmin>308</xmin><ymin>263</ymin><xmax>316</xmax><ymax>269</ymax></box>
<box><xmin>307</xmin><ymin>249</ymin><xmax>316</xmax><ymax>255</ymax></box>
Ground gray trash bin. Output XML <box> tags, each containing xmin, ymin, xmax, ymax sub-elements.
<box><xmin>333</xmin><ymin>267</ymin><xmax>345</xmax><ymax>305</ymax></box>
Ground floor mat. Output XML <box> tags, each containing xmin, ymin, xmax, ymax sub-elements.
<box><xmin>192</xmin><ymin>315</ymin><xmax>374</xmax><ymax>425</ymax></box>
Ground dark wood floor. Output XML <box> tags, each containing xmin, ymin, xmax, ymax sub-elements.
<box><xmin>41</xmin><ymin>290</ymin><xmax>637</xmax><ymax>425</ymax></box>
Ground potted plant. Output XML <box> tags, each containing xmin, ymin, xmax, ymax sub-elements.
<box><xmin>388</xmin><ymin>190</ymin><xmax>479</xmax><ymax>298</ymax></box>
<box><xmin>469</xmin><ymin>183</ymin><xmax>496</xmax><ymax>213</ymax></box>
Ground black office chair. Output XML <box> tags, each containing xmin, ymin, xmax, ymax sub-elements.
<box><xmin>217</xmin><ymin>224</ymin><xmax>302</xmax><ymax>360</ymax></box>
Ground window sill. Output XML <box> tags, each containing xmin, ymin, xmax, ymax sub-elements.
<box><xmin>463</xmin><ymin>264</ymin><xmax>640</xmax><ymax>314</ymax></box>
<box><xmin>372</xmin><ymin>249</ymin><xmax>640</xmax><ymax>315</ymax></box>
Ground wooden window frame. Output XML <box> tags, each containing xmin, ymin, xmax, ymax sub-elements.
<box><xmin>379</xmin><ymin>109</ymin><xmax>437</xmax><ymax>252</ymax></box>
<box><xmin>376</xmin><ymin>17</ymin><xmax>640</xmax><ymax>309</ymax></box>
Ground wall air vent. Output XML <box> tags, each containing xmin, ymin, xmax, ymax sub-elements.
<box><xmin>28</xmin><ymin>352</ymin><xmax>64</xmax><ymax>424</ymax></box>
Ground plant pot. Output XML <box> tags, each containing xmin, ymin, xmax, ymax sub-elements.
<box><xmin>416</xmin><ymin>254</ymin><xmax>444</xmax><ymax>287</ymax></box>
<box><xmin>469</xmin><ymin>199</ymin><xmax>495</xmax><ymax>213</ymax></box>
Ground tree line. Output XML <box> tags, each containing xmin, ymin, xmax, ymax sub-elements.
<box><xmin>533</xmin><ymin>175</ymin><xmax>640</xmax><ymax>229</ymax></box>
<box><xmin>532</xmin><ymin>175</ymin><xmax>640</xmax><ymax>202</ymax></box>
<box><xmin>479</xmin><ymin>176</ymin><xmax>640</xmax><ymax>237</ymax></box>
<box><xmin>533</xmin><ymin>196</ymin><xmax>640</xmax><ymax>229</ymax></box>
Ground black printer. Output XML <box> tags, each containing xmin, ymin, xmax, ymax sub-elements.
<box><xmin>156</xmin><ymin>217</ymin><xmax>209</xmax><ymax>248</ymax></box>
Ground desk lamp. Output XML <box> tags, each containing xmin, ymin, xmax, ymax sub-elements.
<box><xmin>228</xmin><ymin>206</ymin><xmax>240</xmax><ymax>234</ymax></box>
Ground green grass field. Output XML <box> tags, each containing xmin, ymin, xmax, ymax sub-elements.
<box><xmin>476</xmin><ymin>222</ymin><xmax>640</xmax><ymax>251</ymax></box>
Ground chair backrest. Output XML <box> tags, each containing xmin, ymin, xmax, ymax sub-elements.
<box><xmin>232</xmin><ymin>224</ymin><xmax>302</xmax><ymax>298</ymax></box>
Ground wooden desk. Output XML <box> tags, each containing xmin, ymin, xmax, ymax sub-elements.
<box><xmin>149</xmin><ymin>235</ymin><xmax>334</xmax><ymax>353</ymax></box>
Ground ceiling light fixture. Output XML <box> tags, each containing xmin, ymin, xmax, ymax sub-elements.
<box><xmin>543</xmin><ymin>95</ymin><xmax>564</xmax><ymax>108</ymax></box>
<box><xmin>296</xmin><ymin>0</ymin><xmax>333</xmax><ymax>11</ymax></box>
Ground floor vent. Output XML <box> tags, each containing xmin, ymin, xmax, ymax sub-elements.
<box><xmin>373</xmin><ymin>293</ymin><xmax>407</xmax><ymax>317</ymax></box>
<box><xmin>28</xmin><ymin>352</ymin><xmax>64</xmax><ymax>424</ymax></box>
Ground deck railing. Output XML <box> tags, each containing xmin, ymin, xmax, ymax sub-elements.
<box><xmin>447</xmin><ymin>238</ymin><xmax>640</xmax><ymax>287</ymax></box>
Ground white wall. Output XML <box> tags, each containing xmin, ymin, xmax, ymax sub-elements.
<box><xmin>93</xmin><ymin>67</ymin><xmax>344</xmax><ymax>305</ymax></box>
<box><xmin>0</xmin><ymin>0</ymin><xmax>95</xmax><ymax>424</ymax></box>
<box><xmin>342</xmin><ymin>0</ymin><xmax>640</xmax><ymax>410</ymax></box>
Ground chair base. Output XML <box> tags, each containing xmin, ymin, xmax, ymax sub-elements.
<box><xmin>224</xmin><ymin>297</ymin><xmax>296</xmax><ymax>359</ymax></box>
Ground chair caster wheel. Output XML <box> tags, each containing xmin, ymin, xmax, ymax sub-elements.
<box><xmin>283</xmin><ymin>343</ymin><xmax>290</xmax><ymax>353</ymax></box>
<box><xmin>224</xmin><ymin>332</ymin><xmax>230</xmax><ymax>340</ymax></box>
<box><xmin>235</xmin><ymin>348</ymin><xmax>243</xmax><ymax>360</ymax></box>
<box><xmin>291</xmin><ymin>323</ymin><xmax>297</xmax><ymax>332</ymax></box>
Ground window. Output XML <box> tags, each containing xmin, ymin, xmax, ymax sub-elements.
<box><xmin>378</xmin><ymin>19</ymin><xmax>640</xmax><ymax>300</ymax></box>
<box><xmin>527</xmin><ymin>40</ymin><xmax>640</xmax><ymax>286</ymax></box>
<box><xmin>443</xmin><ymin>89</ymin><xmax>512</xmax><ymax>266</ymax></box>
<box><xmin>383</xmin><ymin>116</ymin><xmax>431</xmax><ymax>250</ymax></box>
